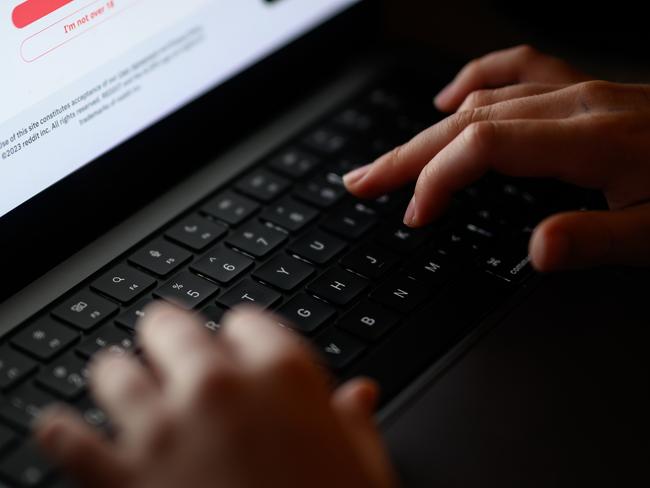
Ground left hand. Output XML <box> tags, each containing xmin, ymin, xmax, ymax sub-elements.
<box><xmin>35</xmin><ymin>305</ymin><xmax>397</xmax><ymax>488</ymax></box>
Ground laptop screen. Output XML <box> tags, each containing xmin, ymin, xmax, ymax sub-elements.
<box><xmin>0</xmin><ymin>0</ymin><xmax>360</xmax><ymax>220</ymax></box>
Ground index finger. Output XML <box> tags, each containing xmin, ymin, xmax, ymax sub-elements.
<box><xmin>138</xmin><ymin>304</ymin><xmax>232</xmax><ymax>398</ymax></box>
<box><xmin>221</xmin><ymin>307</ymin><xmax>324</xmax><ymax>387</ymax></box>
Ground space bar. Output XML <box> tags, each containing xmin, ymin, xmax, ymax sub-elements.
<box><xmin>344</xmin><ymin>271</ymin><xmax>510</xmax><ymax>405</ymax></box>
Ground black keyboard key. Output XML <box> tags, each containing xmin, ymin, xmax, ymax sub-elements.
<box><xmin>236</xmin><ymin>169</ymin><xmax>290</xmax><ymax>203</ymax></box>
<box><xmin>394</xmin><ymin>113</ymin><xmax>431</xmax><ymax>137</ymax></box>
<box><xmin>320</xmin><ymin>202</ymin><xmax>378</xmax><ymax>240</ymax></box>
<box><xmin>0</xmin><ymin>348</ymin><xmax>37</xmax><ymax>391</ymax></box>
<box><xmin>11</xmin><ymin>318</ymin><xmax>78</xmax><ymax>361</ymax></box>
<box><xmin>191</xmin><ymin>246</ymin><xmax>254</xmax><ymax>284</ymax></box>
<box><xmin>315</xmin><ymin>328</ymin><xmax>366</xmax><ymax>370</ymax></box>
<box><xmin>91</xmin><ymin>264</ymin><xmax>156</xmax><ymax>304</ymax></box>
<box><xmin>333</xmin><ymin>107</ymin><xmax>374</xmax><ymax>132</ymax></box>
<box><xmin>268</xmin><ymin>148</ymin><xmax>321</xmax><ymax>178</ymax></box>
<box><xmin>404</xmin><ymin>250</ymin><xmax>456</xmax><ymax>287</ymax></box>
<box><xmin>253</xmin><ymin>255</ymin><xmax>315</xmax><ymax>292</ymax></box>
<box><xmin>0</xmin><ymin>442</ymin><xmax>53</xmax><ymax>487</ymax></box>
<box><xmin>166</xmin><ymin>214</ymin><xmax>227</xmax><ymax>252</ymax></box>
<box><xmin>303</xmin><ymin>127</ymin><xmax>348</xmax><ymax>154</ymax></box>
<box><xmin>367</xmin><ymin>135</ymin><xmax>399</xmax><ymax>159</ymax></box>
<box><xmin>202</xmin><ymin>191</ymin><xmax>259</xmax><ymax>226</ymax></box>
<box><xmin>199</xmin><ymin>305</ymin><xmax>227</xmax><ymax>333</ymax></box>
<box><xmin>217</xmin><ymin>280</ymin><xmax>282</xmax><ymax>309</ymax></box>
<box><xmin>128</xmin><ymin>239</ymin><xmax>192</xmax><ymax>277</ymax></box>
<box><xmin>226</xmin><ymin>222</ymin><xmax>287</xmax><ymax>258</ymax></box>
<box><xmin>154</xmin><ymin>271</ymin><xmax>219</xmax><ymax>310</ymax></box>
<box><xmin>288</xmin><ymin>230</ymin><xmax>346</xmax><ymax>265</ymax></box>
<box><xmin>480</xmin><ymin>245</ymin><xmax>533</xmax><ymax>284</ymax></box>
<box><xmin>339</xmin><ymin>244</ymin><xmax>398</xmax><ymax>280</ymax></box>
<box><xmin>276</xmin><ymin>294</ymin><xmax>336</xmax><ymax>334</ymax></box>
<box><xmin>376</xmin><ymin>224</ymin><xmax>432</xmax><ymax>254</ymax></box>
<box><xmin>326</xmin><ymin>153</ymin><xmax>369</xmax><ymax>178</ymax></box>
<box><xmin>339</xmin><ymin>300</ymin><xmax>400</xmax><ymax>341</ymax></box>
<box><xmin>52</xmin><ymin>291</ymin><xmax>118</xmax><ymax>331</ymax></box>
<box><xmin>294</xmin><ymin>173</ymin><xmax>346</xmax><ymax>208</ymax></box>
<box><xmin>36</xmin><ymin>354</ymin><xmax>88</xmax><ymax>400</ymax></box>
<box><xmin>370</xmin><ymin>276</ymin><xmax>429</xmax><ymax>313</ymax></box>
<box><xmin>435</xmin><ymin>228</ymin><xmax>480</xmax><ymax>258</ymax></box>
<box><xmin>0</xmin><ymin>385</ymin><xmax>54</xmax><ymax>433</ymax></box>
<box><xmin>436</xmin><ymin>220</ymin><xmax>499</xmax><ymax>258</ymax></box>
<box><xmin>370</xmin><ymin>190</ymin><xmax>412</xmax><ymax>216</ymax></box>
<box><xmin>115</xmin><ymin>297</ymin><xmax>156</xmax><ymax>330</ymax></box>
<box><xmin>76</xmin><ymin>325</ymin><xmax>134</xmax><ymax>359</ymax></box>
<box><xmin>0</xmin><ymin>425</ymin><xmax>17</xmax><ymax>453</ymax></box>
<box><xmin>367</xmin><ymin>87</ymin><xmax>404</xmax><ymax>111</ymax></box>
<box><xmin>463</xmin><ymin>221</ymin><xmax>499</xmax><ymax>242</ymax></box>
<box><xmin>306</xmin><ymin>268</ymin><xmax>368</xmax><ymax>306</ymax></box>
<box><xmin>259</xmin><ymin>198</ymin><xmax>318</xmax><ymax>233</ymax></box>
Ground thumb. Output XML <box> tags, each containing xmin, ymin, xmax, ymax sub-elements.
<box><xmin>530</xmin><ymin>203</ymin><xmax>650</xmax><ymax>272</ymax></box>
<box><xmin>332</xmin><ymin>378</ymin><xmax>398</xmax><ymax>488</ymax></box>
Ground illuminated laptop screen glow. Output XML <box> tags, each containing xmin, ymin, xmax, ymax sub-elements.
<box><xmin>0</xmin><ymin>0</ymin><xmax>360</xmax><ymax>218</ymax></box>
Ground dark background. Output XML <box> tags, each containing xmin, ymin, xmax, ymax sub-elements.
<box><xmin>383</xmin><ymin>0</ymin><xmax>650</xmax><ymax>82</ymax></box>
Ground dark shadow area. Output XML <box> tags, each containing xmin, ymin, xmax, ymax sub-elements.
<box><xmin>383</xmin><ymin>1</ymin><xmax>650</xmax><ymax>81</ymax></box>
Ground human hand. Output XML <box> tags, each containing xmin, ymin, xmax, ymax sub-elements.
<box><xmin>35</xmin><ymin>305</ymin><xmax>397</xmax><ymax>488</ymax></box>
<box><xmin>434</xmin><ymin>44</ymin><xmax>591</xmax><ymax>112</ymax></box>
<box><xmin>344</xmin><ymin>48</ymin><xmax>650</xmax><ymax>272</ymax></box>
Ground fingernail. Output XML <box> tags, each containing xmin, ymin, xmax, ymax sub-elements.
<box><xmin>343</xmin><ymin>163</ymin><xmax>372</xmax><ymax>188</ymax></box>
<box><xmin>434</xmin><ymin>83</ymin><xmax>454</xmax><ymax>107</ymax></box>
<box><xmin>357</xmin><ymin>379</ymin><xmax>380</xmax><ymax>413</ymax></box>
<box><xmin>34</xmin><ymin>404</ymin><xmax>65</xmax><ymax>429</ymax></box>
<box><xmin>403</xmin><ymin>196</ymin><xmax>417</xmax><ymax>226</ymax></box>
<box><xmin>531</xmin><ymin>230</ymin><xmax>571</xmax><ymax>272</ymax></box>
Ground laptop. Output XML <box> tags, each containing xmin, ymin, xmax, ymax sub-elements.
<box><xmin>1</xmin><ymin>1</ymin><xmax>647</xmax><ymax>486</ymax></box>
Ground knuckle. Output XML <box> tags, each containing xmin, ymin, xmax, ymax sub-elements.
<box><xmin>449</xmin><ymin>109</ymin><xmax>474</xmax><ymax>133</ymax></box>
<box><xmin>575</xmin><ymin>80</ymin><xmax>613</xmax><ymax>108</ymax></box>
<box><xmin>462</xmin><ymin>121</ymin><xmax>496</xmax><ymax>155</ymax></box>
<box><xmin>463</xmin><ymin>90</ymin><xmax>488</xmax><ymax>109</ymax></box>
<box><xmin>472</xmin><ymin>104</ymin><xmax>497</xmax><ymax>123</ymax></box>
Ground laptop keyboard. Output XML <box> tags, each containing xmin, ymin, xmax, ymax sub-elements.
<box><xmin>0</xmin><ymin>77</ymin><xmax>599</xmax><ymax>487</ymax></box>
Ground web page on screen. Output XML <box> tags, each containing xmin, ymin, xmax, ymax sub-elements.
<box><xmin>0</xmin><ymin>0</ymin><xmax>360</xmax><ymax>218</ymax></box>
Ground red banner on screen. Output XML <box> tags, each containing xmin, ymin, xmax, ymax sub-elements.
<box><xmin>12</xmin><ymin>0</ymin><xmax>74</xmax><ymax>29</ymax></box>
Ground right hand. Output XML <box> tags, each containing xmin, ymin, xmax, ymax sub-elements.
<box><xmin>344</xmin><ymin>46</ymin><xmax>650</xmax><ymax>272</ymax></box>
